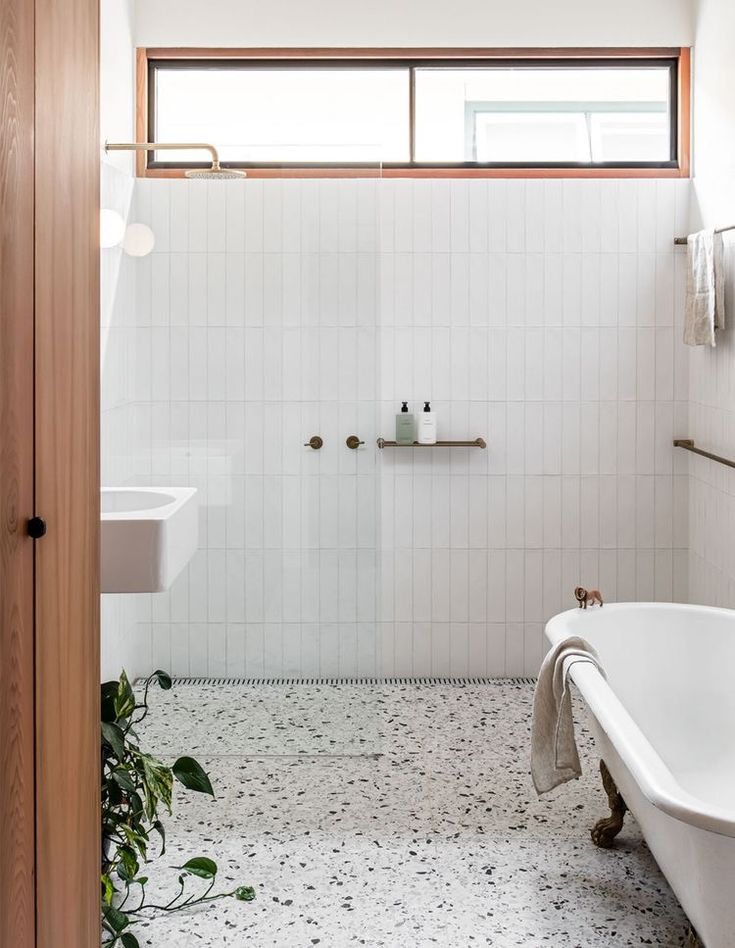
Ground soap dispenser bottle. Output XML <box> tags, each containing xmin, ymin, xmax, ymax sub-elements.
<box><xmin>418</xmin><ymin>401</ymin><xmax>437</xmax><ymax>444</ymax></box>
<box><xmin>395</xmin><ymin>401</ymin><xmax>415</xmax><ymax>445</ymax></box>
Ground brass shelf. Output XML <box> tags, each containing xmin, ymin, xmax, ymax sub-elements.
<box><xmin>377</xmin><ymin>437</ymin><xmax>486</xmax><ymax>449</ymax></box>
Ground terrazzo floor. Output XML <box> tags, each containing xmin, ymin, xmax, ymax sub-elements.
<box><xmin>133</xmin><ymin>679</ymin><xmax>690</xmax><ymax>947</ymax></box>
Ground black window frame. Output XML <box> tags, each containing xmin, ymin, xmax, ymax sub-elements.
<box><xmin>146</xmin><ymin>54</ymin><xmax>681</xmax><ymax>172</ymax></box>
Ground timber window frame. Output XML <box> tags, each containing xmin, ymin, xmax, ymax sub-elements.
<box><xmin>136</xmin><ymin>47</ymin><xmax>691</xmax><ymax>178</ymax></box>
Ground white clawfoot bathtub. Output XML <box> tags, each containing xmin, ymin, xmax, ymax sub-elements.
<box><xmin>546</xmin><ymin>603</ymin><xmax>735</xmax><ymax>948</ymax></box>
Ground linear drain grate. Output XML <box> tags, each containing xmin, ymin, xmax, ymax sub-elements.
<box><xmin>163</xmin><ymin>676</ymin><xmax>537</xmax><ymax>687</ymax></box>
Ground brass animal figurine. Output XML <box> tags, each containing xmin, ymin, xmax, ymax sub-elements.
<box><xmin>575</xmin><ymin>587</ymin><xmax>603</xmax><ymax>609</ymax></box>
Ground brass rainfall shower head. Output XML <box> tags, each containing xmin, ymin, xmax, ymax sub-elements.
<box><xmin>104</xmin><ymin>141</ymin><xmax>247</xmax><ymax>179</ymax></box>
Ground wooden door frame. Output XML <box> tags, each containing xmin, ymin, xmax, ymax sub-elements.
<box><xmin>34</xmin><ymin>0</ymin><xmax>101</xmax><ymax>943</ymax></box>
<box><xmin>1</xmin><ymin>0</ymin><xmax>101</xmax><ymax>945</ymax></box>
<box><xmin>0</xmin><ymin>0</ymin><xmax>37</xmax><ymax>942</ymax></box>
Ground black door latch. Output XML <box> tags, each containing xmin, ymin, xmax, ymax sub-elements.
<box><xmin>28</xmin><ymin>516</ymin><xmax>47</xmax><ymax>539</ymax></box>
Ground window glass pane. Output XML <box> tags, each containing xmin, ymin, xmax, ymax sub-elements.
<box><xmin>589</xmin><ymin>113</ymin><xmax>670</xmax><ymax>162</ymax></box>
<box><xmin>154</xmin><ymin>67</ymin><xmax>410</xmax><ymax>163</ymax></box>
<box><xmin>475</xmin><ymin>114</ymin><xmax>591</xmax><ymax>163</ymax></box>
<box><xmin>414</xmin><ymin>67</ymin><xmax>671</xmax><ymax>163</ymax></box>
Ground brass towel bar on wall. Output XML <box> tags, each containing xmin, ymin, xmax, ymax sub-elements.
<box><xmin>673</xmin><ymin>439</ymin><xmax>735</xmax><ymax>470</ymax></box>
<box><xmin>674</xmin><ymin>224</ymin><xmax>735</xmax><ymax>245</ymax></box>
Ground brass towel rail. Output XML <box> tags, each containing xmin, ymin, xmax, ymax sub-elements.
<box><xmin>674</xmin><ymin>224</ymin><xmax>735</xmax><ymax>245</ymax></box>
<box><xmin>673</xmin><ymin>439</ymin><xmax>735</xmax><ymax>470</ymax></box>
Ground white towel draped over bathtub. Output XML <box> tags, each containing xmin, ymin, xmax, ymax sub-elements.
<box><xmin>531</xmin><ymin>636</ymin><xmax>604</xmax><ymax>796</ymax></box>
<box><xmin>684</xmin><ymin>229</ymin><xmax>726</xmax><ymax>347</ymax></box>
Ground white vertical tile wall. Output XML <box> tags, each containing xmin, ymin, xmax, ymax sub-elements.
<box><xmin>376</xmin><ymin>178</ymin><xmax>690</xmax><ymax>677</ymax></box>
<box><xmin>687</xmin><ymin>242</ymin><xmax>735</xmax><ymax>607</ymax></box>
<box><xmin>128</xmin><ymin>178</ymin><xmax>382</xmax><ymax>680</ymax></box>
<box><xmin>104</xmin><ymin>176</ymin><xmax>691</xmax><ymax>680</ymax></box>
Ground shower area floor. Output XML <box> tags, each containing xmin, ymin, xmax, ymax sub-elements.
<box><xmin>134</xmin><ymin>679</ymin><xmax>689</xmax><ymax>947</ymax></box>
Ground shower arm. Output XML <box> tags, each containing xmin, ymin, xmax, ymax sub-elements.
<box><xmin>105</xmin><ymin>141</ymin><xmax>223</xmax><ymax>169</ymax></box>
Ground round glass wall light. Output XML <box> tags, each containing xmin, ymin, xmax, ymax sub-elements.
<box><xmin>100</xmin><ymin>208</ymin><xmax>126</xmax><ymax>248</ymax></box>
<box><xmin>123</xmin><ymin>223</ymin><xmax>156</xmax><ymax>257</ymax></box>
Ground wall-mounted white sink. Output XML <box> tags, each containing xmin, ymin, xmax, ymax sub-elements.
<box><xmin>101</xmin><ymin>487</ymin><xmax>198</xmax><ymax>594</ymax></box>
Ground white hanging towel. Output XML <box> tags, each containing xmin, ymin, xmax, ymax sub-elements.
<box><xmin>530</xmin><ymin>636</ymin><xmax>604</xmax><ymax>796</ymax></box>
<box><xmin>684</xmin><ymin>229</ymin><xmax>726</xmax><ymax>347</ymax></box>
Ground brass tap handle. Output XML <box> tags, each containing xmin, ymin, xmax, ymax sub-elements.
<box><xmin>345</xmin><ymin>435</ymin><xmax>365</xmax><ymax>450</ymax></box>
<box><xmin>304</xmin><ymin>435</ymin><xmax>323</xmax><ymax>450</ymax></box>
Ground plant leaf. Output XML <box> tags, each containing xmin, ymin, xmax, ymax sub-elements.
<box><xmin>235</xmin><ymin>885</ymin><xmax>256</xmax><ymax>902</ymax></box>
<box><xmin>107</xmin><ymin>781</ymin><xmax>123</xmax><ymax>807</ymax></box>
<box><xmin>101</xmin><ymin>873</ymin><xmax>114</xmax><ymax>906</ymax></box>
<box><xmin>151</xmin><ymin>819</ymin><xmax>166</xmax><ymax>856</ymax></box>
<box><xmin>117</xmin><ymin>846</ymin><xmax>139</xmax><ymax>882</ymax></box>
<box><xmin>114</xmin><ymin>822</ymin><xmax>148</xmax><ymax>865</ymax></box>
<box><xmin>151</xmin><ymin>670</ymin><xmax>172</xmax><ymax>690</ymax></box>
<box><xmin>121</xmin><ymin>934</ymin><xmax>141</xmax><ymax>948</ymax></box>
<box><xmin>112</xmin><ymin>769</ymin><xmax>136</xmax><ymax>794</ymax></box>
<box><xmin>172</xmin><ymin>757</ymin><xmax>215</xmax><ymax>797</ymax></box>
<box><xmin>103</xmin><ymin>905</ymin><xmax>129</xmax><ymax>932</ymax></box>
<box><xmin>101</xmin><ymin>719</ymin><xmax>126</xmax><ymax>759</ymax></box>
<box><xmin>128</xmin><ymin>791</ymin><xmax>145</xmax><ymax>820</ymax></box>
<box><xmin>119</xmin><ymin>822</ymin><xmax>148</xmax><ymax>846</ymax></box>
<box><xmin>178</xmin><ymin>856</ymin><xmax>218</xmax><ymax>879</ymax></box>
<box><xmin>101</xmin><ymin>681</ymin><xmax>119</xmax><ymax>723</ymax></box>
<box><xmin>114</xmin><ymin>671</ymin><xmax>136</xmax><ymax>722</ymax></box>
<box><xmin>140</xmin><ymin>753</ymin><xmax>173</xmax><ymax>817</ymax></box>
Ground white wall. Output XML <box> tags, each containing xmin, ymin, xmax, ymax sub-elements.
<box><xmin>135</xmin><ymin>0</ymin><xmax>694</xmax><ymax>48</ymax></box>
<box><xmin>691</xmin><ymin>0</ymin><xmax>735</xmax><ymax>224</ymax></box>
<box><xmin>687</xmin><ymin>0</ymin><xmax>735</xmax><ymax>608</ymax></box>
<box><xmin>117</xmin><ymin>176</ymin><xmax>690</xmax><ymax>680</ymax></box>
<box><xmin>100</xmin><ymin>0</ymin><xmax>145</xmax><ymax>681</ymax></box>
<box><xmin>101</xmin><ymin>0</ymin><xmax>135</xmax><ymax>173</ymax></box>
<box><xmin>100</xmin><ymin>164</ymin><xmax>143</xmax><ymax>682</ymax></box>
<box><xmin>99</xmin><ymin>0</ymin><xmax>699</xmax><ymax>679</ymax></box>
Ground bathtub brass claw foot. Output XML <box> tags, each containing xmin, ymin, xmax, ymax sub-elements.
<box><xmin>591</xmin><ymin>760</ymin><xmax>627</xmax><ymax>848</ymax></box>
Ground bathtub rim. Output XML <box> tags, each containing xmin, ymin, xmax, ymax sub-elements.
<box><xmin>545</xmin><ymin>602</ymin><xmax>735</xmax><ymax>839</ymax></box>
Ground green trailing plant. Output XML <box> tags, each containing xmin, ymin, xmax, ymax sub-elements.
<box><xmin>101</xmin><ymin>670</ymin><xmax>255</xmax><ymax>947</ymax></box>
